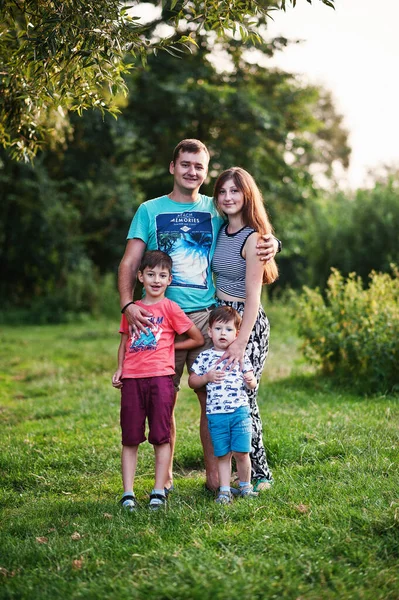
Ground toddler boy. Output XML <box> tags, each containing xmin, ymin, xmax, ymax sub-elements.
<box><xmin>188</xmin><ymin>306</ymin><xmax>258</xmax><ymax>504</ymax></box>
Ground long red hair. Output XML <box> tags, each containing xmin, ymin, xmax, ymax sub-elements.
<box><xmin>213</xmin><ymin>167</ymin><xmax>278</xmax><ymax>284</ymax></box>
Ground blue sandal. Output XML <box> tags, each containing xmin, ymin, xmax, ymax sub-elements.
<box><xmin>239</xmin><ymin>484</ymin><xmax>258</xmax><ymax>499</ymax></box>
<box><xmin>215</xmin><ymin>490</ymin><xmax>233</xmax><ymax>505</ymax></box>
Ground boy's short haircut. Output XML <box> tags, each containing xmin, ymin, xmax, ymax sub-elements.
<box><xmin>172</xmin><ymin>139</ymin><xmax>210</xmax><ymax>164</ymax></box>
<box><xmin>139</xmin><ymin>250</ymin><xmax>173</xmax><ymax>274</ymax></box>
<box><xmin>208</xmin><ymin>306</ymin><xmax>242</xmax><ymax>330</ymax></box>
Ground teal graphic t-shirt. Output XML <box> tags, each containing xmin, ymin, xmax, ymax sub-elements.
<box><xmin>127</xmin><ymin>195</ymin><xmax>224</xmax><ymax>312</ymax></box>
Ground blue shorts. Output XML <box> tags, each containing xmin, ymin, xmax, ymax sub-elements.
<box><xmin>207</xmin><ymin>405</ymin><xmax>252</xmax><ymax>457</ymax></box>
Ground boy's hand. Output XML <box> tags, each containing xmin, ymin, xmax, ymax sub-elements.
<box><xmin>243</xmin><ymin>372</ymin><xmax>255</xmax><ymax>384</ymax></box>
<box><xmin>207</xmin><ymin>369</ymin><xmax>226</xmax><ymax>384</ymax></box>
<box><xmin>256</xmin><ymin>234</ymin><xmax>278</xmax><ymax>262</ymax></box>
<box><xmin>112</xmin><ymin>369</ymin><xmax>123</xmax><ymax>389</ymax></box>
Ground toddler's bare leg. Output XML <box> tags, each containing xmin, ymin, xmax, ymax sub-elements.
<box><xmin>233</xmin><ymin>451</ymin><xmax>251</xmax><ymax>484</ymax></box>
<box><xmin>217</xmin><ymin>452</ymin><xmax>232</xmax><ymax>489</ymax></box>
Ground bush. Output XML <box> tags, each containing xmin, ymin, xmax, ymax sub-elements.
<box><xmin>0</xmin><ymin>265</ymin><xmax>119</xmax><ymax>325</ymax></box>
<box><xmin>297</xmin><ymin>267</ymin><xmax>399</xmax><ymax>394</ymax></box>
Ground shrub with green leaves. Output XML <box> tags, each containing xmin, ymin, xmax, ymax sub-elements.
<box><xmin>296</xmin><ymin>171</ymin><xmax>399</xmax><ymax>292</ymax></box>
<box><xmin>297</xmin><ymin>267</ymin><xmax>399</xmax><ymax>394</ymax></box>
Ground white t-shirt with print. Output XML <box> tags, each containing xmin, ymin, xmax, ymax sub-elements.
<box><xmin>191</xmin><ymin>348</ymin><xmax>253</xmax><ymax>415</ymax></box>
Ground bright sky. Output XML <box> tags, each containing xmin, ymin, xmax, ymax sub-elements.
<box><xmin>134</xmin><ymin>1</ymin><xmax>398</xmax><ymax>189</ymax></box>
<box><xmin>266</xmin><ymin>0</ymin><xmax>399</xmax><ymax>189</ymax></box>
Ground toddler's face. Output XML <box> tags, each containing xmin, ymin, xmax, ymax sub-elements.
<box><xmin>208</xmin><ymin>319</ymin><xmax>237</xmax><ymax>351</ymax></box>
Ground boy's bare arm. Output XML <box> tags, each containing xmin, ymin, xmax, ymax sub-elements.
<box><xmin>174</xmin><ymin>324</ymin><xmax>204</xmax><ymax>352</ymax></box>
<box><xmin>188</xmin><ymin>371</ymin><xmax>208</xmax><ymax>389</ymax></box>
<box><xmin>188</xmin><ymin>368</ymin><xmax>225</xmax><ymax>389</ymax></box>
<box><xmin>112</xmin><ymin>333</ymin><xmax>128</xmax><ymax>389</ymax></box>
<box><xmin>243</xmin><ymin>370</ymin><xmax>257</xmax><ymax>390</ymax></box>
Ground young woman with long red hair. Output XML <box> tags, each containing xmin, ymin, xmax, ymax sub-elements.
<box><xmin>211</xmin><ymin>167</ymin><xmax>278</xmax><ymax>491</ymax></box>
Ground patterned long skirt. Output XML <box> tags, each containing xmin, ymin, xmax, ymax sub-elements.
<box><xmin>216</xmin><ymin>299</ymin><xmax>273</xmax><ymax>482</ymax></box>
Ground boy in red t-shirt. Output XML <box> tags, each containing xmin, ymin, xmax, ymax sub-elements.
<box><xmin>112</xmin><ymin>250</ymin><xmax>204</xmax><ymax>511</ymax></box>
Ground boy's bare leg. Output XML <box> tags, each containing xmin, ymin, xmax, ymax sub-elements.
<box><xmin>165</xmin><ymin>394</ymin><xmax>177</xmax><ymax>491</ymax></box>
<box><xmin>197</xmin><ymin>390</ymin><xmax>219</xmax><ymax>491</ymax></box>
<box><xmin>154</xmin><ymin>442</ymin><xmax>172</xmax><ymax>491</ymax></box>
<box><xmin>217</xmin><ymin>452</ymin><xmax>232</xmax><ymax>489</ymax></box>
<box><xmin>233</xmin><ymin>451</ymin><xmax>251</xmax><ymax>484</ymax></box>
<box><xmin>121</xmin><ymin>445</ymin><xmax>139</xmax><ymax>492</ymax></box>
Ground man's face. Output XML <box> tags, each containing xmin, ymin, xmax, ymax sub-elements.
<box><xmin>169</xmin><ymin>150</ymin><xmax>209</xmax><ymax>192</ymax></box>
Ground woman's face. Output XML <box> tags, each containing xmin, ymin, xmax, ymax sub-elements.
<box><xmin>217</xmin><ymin>178</ymin><xmax>244</xmax><ymax>217</ymax></box>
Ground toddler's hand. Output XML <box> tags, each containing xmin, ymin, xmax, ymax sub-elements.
<box><xmin>207</xmin><ymin>369</ymin><xmax>226</xmax><ymax>384</ymax></box>
<box><xmin>243</xmin><ymin>372</ymin><xmax>256</xmax><ymax>386</ymax></box>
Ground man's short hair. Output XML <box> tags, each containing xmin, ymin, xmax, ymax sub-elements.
<box><xmin>139</xmin><ymin>250</ymin><xmax>173</xmax><ymax>274</ymax></box>
<box><xmin>172</xmin><ymin>139</ymin><xmax>210</xmax><ymax>164</ymax></box>
<box><xmin>208</xmin><ymin>306</ymin><xmax>242</xmax><ymax>330</ymax></box>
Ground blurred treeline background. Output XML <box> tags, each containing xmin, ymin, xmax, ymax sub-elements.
<box><xmin>1</xmin><ymin>12</ymin><xmax>399</xmax><ymax>326</ymax></box>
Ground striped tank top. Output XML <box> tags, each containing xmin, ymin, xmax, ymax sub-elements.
<box><xmin>211</xmin><ymin>224</ymin><xmax>256</xmax><ymax>299</ymax></box>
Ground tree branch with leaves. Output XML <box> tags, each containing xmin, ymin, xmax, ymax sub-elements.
<box><xmin>0</xmin><ymin>0</ymin><xmax>334</xmax><ymax>160</ymax></box>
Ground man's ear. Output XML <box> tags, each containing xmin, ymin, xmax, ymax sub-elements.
<box><xmin>169</xmin><ymin>161</ymin><xmax>175</xmax><ymax>175</ymax></box>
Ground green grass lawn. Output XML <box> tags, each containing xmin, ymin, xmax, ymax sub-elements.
<box><xmin>0</xmin><ymin>306</ymin><xmax>398</xmax><ymax>599</ymax></box>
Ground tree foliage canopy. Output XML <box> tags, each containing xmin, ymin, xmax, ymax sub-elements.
<box><xmin>1</xmin><ymin>0</ymin><xmax>334</xmax><ymax>160</ymax></box>
<box><xmin>0</xmin><ymin>1</ymin><xmax>349</xmax><ymax>317</ymax></box>
<box><xmin>0</xmin><ymin>0</ymin><xmax>350</xmax><ymax>322</ymax></box>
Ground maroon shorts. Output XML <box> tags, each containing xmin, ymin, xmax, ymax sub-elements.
<box><xmin>120</xmin><ymin>376</ymin><xmax>175</xmax><ymax>446</ymax></box>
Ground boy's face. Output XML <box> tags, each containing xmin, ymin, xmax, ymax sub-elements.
<box><xmin>138</xmin><ymin>265</ymin><xmax>172</xmax><ymax>300</ymax></box>
<box><xmin>208</xmin><ymin>319</ymin><xmax>238</xmax><ymax>351</ymax></box>
<box><xmin>169</xmin><ymin>150</ymin><xmax>209</xmax><ymax>193</ymax></box>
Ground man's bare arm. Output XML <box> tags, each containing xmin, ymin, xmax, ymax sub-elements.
<box><xmin>256</xmin><ymin>234</ymin><xmax>280</xmax><ymax>262</ymax></box>
<box><xmin>118</xmin><ymin>238</ymin><xmax>152</xmax><ymax>333</ymax></box>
